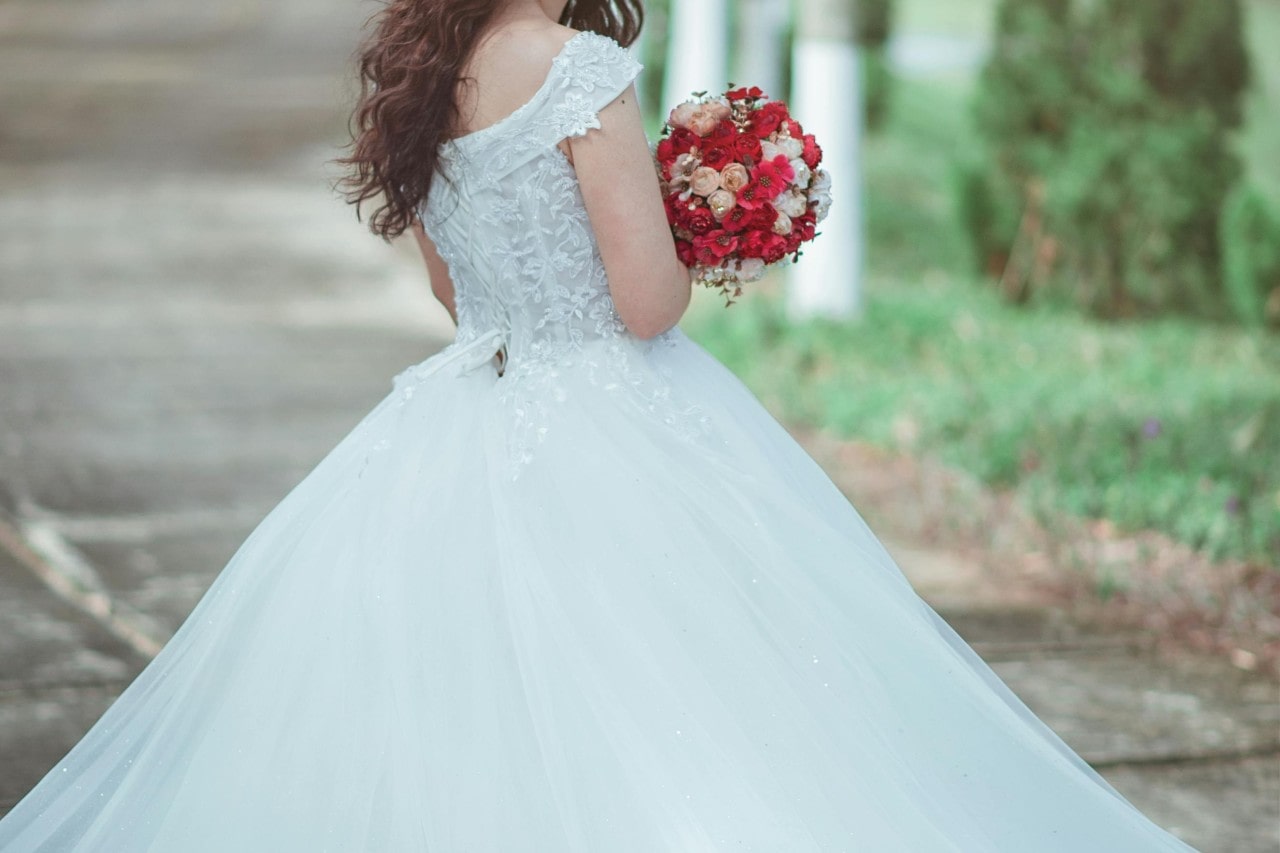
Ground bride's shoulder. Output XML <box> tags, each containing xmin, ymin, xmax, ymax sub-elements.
<box><xmin>473</xmin><ymin>22</ymin><xmax>583</xmax><ymax>76</ymax></box>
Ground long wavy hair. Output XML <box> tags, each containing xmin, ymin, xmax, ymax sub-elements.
<box><xmin>339</xmin><ymin>0</ymin><xmax>644</xmax><ymax>241</ymax></box>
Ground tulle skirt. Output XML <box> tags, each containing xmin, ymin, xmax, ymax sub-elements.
<box><xmin>0</xmin><ymin>329</ymin><xmax>1196</xmax><ymax>851</ymax></box>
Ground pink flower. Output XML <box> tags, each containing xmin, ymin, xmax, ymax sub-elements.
<box><xmin>750</xmin><ymin>155</ymin><xmax>795</xmax><ymax>200</ymax></box>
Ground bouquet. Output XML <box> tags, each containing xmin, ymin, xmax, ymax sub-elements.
<box><xmin>655</xmin><ymin>86</ymin><xmax>832</xmax><ymax>302</ymax></box>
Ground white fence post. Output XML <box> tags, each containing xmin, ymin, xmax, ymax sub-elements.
<box><xmin>787</xmin><ymin>0</ymin><xmax>864</xmax><ymax>320</ymax></box>
<box><xmin>735</xmin><ymin>0</ymin><xmax>787</xmax><ymax>101</ymax></box>
<box><xmin>662</xmin><ymin>0</ymin><xmax>730</xmax><ymax>109</ymax></box>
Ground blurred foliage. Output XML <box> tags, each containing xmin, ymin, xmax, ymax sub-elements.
<box><xmin>686</xmin><ymin>280</ymin><xmax>1280</xmax><ymax>565</ymax></box>
<box><xmin>960</xmin><ymin>0</ymin><xmax>1261</xmax><ymax>321</ymax></box>
<box><xmin>685</xmin><ymin>41</ymin><xmax>1280</xmax><ymax>566</ymax></box>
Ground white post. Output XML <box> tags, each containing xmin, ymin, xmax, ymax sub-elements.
<box><xmin>662</xmin><ymin>0</ymin><xmax>729</xmax><ymax>109</ymax></box>
<box><xmin>788</xmin><ymin>0</ymin><xmax>864</xmax><ymax>320</ymax></box>
<box><xmin>735</xmin><ymin>0</ymin><xmax>787</xmax><ymax>101</ymax></box>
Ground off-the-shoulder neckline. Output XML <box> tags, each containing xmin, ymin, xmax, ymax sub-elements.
<box><xmin>447</xmin><ymin>30</ymin><xmax>605</xmax><ymax>147</ymax></box>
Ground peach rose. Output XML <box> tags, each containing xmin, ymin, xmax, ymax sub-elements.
<box><xmin>688</xmin><ymin>109</ymin><xmax>721</xmax><ymax>137</ymax></box>
<box><xmin>719</xmin><ymin>163</ymin><xmax>750</xmax><ymax>193</ymax></box>
<box><xmin>668</xmin><ymin>102</ymin><xmax>699</xmax><ymax>130</ymax></box>
<box><xmin>772</xmin><ymin>211</ymin><xmax>794</xmax><ymax>236</ymax></box>
<box><xmin>690</xmin><ymin>166</ymin><xmax>722</xmax><ymax>197</ymax></box>
<box><xmin>705</xmin><ymin>99</ymin><xmax>732</xmax><ymax>121</ymax></box>
<box><xmin>707</xmin><ymin>189</ymin><xmax>737</xmax><ymax>220</ymax></box>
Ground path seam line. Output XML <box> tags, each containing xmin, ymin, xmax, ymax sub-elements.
<box><xmin>0</xmin><ymin>513</ymin><xmax>165</xmax><ymax>660</ymax></box>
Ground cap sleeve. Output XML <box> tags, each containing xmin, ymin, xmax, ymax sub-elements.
<box><xmin>460</xmin><ymin>31</ymin><xmax>643</xmax><ymax>180</ymax></box>
<box><xmin>543</xmin><ymin>31</ymin><xmax>644</xmax><ymax>141</ymax></box>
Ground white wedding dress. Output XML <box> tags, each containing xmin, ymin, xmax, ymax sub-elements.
<box><xmin>0</xmin><ymin>31</ymin><xmax>1197</xmax><ymax>852</ymax></box>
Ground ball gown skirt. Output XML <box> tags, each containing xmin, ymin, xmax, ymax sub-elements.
<box><xmin>0</xmin><ymin>327</ymin><xmax>1198</xmax><ymax>851</ymax></box>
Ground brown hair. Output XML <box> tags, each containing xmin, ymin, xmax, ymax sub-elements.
<box><xmin>339</xmin><ymin>0</ymin><xmax>645</xmax><ymax>241</ymax></box>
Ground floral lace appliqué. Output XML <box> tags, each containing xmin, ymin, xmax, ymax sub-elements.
<box><xmin>409</xmin><ymin>30</ymin><xmax>712</xmax><ymax>477</ymax></box>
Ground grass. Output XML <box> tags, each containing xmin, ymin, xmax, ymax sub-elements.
<box><xmin>680</xmin><ymin>11</ymin><xmax>1280</xmax><ymax>566</ymax></box>
<box><xmin>685</xmin><ymin>277</ymin><xmax>1280</xmax><ymax>563</ymax></box>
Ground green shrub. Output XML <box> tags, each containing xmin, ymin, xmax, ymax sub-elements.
<box><xmin>684</xmin><ymin>283</ymin><xmax>1280</xmax><ymax>565</ymax></box>
<box><xmin>964</xmin><ymin>0</ymin><xmax>1253</xmax><ymax>319</ymax></box>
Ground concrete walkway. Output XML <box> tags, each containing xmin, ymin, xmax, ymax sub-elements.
<box><xmin>0</xmin><ymin>2</ymin><xmax>1276</xmax><ymax>850</ymax></box>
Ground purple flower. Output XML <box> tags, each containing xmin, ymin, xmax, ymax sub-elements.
<box><xmin>1225</xmin><ymin>496</ymin><xmax>1241</xmax><ymax>516</ymax></box>
<box><xmin>1141</xmin><ymin>418</ymin><xmax>1162</xmax><ymax>439</ymax></box>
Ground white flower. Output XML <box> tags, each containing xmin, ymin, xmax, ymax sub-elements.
<box><xmin>811</xmin><ymin>168</ymin><xmax>833</xmax><ymax>221</ymax></box>
<box><xmin>811</xmin><ymin>169</ymin><xmax>832</xmax><ymax>196</ymax></box>
<box><xmin>777</xmin><ymin>189</ymin><xmax>808</xmax><ymax>218</ymax></box>
<box><xmin>736</xmin><ymin>258</ymin><xmax>766</xmax><ymax>281</ymax></box>
<box><xmin>790</xmin><ymin>158</ymin><xmax>811</xmax><ymax>187</ymax></box>
<box><xmin>777</xmin><ymin>136</ymin><xmax>804</xmax><ymax>159</ymax></box>
<box><xmin>760</xmin><ymin>140</ymin><xmax>785</xmax><ymax>161</ymax></box>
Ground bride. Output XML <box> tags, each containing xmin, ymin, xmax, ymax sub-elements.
<box><xmin>0</xmin><ymin>0</ymin><xmax>1199</xmax><ymax>850</ymax></box>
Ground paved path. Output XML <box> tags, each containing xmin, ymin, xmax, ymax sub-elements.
<box><xmin>0</xmin><ymin>2</ymin><xmax>1277</xmax><ymax>850</ymax></box>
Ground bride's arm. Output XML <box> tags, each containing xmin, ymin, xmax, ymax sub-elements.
<box><xmin>569</xmin><ymin>83</ymin><xmax>692</xmax><ymax>340</ymax></box>
<box><xmin>411</xmin><ymin>218</ymin><xmax>458</xmax><ymax>327</ymax></box>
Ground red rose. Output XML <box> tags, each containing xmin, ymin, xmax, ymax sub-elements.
<box><xmin>709</xmin><ymin>118</ymin><xmax>737</xmax><ymax>144</ymax></box>
<box><xmin>733</xmin><ymin>133</ymin><xmax>763</xmax><ymax>163</ymax></box>
<box><xmin>801</xmin><ymin>134</ymin><xmax>822</xmax><ymax>170</ymax></box>
<box><xmin>656</xmin><ymin>137</ymin><xmax>676</xmax><ymax>167</ymax></box>
<box><xmin>750</xmin><ymin>206</ymin><xmax>779</xmax><ymax>231</ymax></box>
<box><xmin>739</xmin><ymin>230</ymin><xmax>770</xmax><ymax>259</ymax></box>
<box><xmin>674</xmin><ymin>238</ymin><xmax>697</xmax><ymax>267</ymax></box>
<box><xmin>671</xmin><ymin>198</ymin><xmax>705</xmax><ymax>231</ymax></box>
<box><xmin>749</xmin><ymin>102</ymin><xmax>788</xmax><ymax>136</ymax></box>
<box><xmin>701</xmin><ymin>146</ymin><xmax>733</xmax><ymax>171</ymax></box>
<box><xmin>686</xmin><ymin>207</ymin><xmax>717</xmax><ymax>236</ymax></box>
<box><xmin>668</xmin><ymin>127</ymin><xmax>699</xmax><ymax>157</ymax></box>
<box><xmin>761</xmin><ymin>234</ymin><xmax>789</xmax><ymax>264</ymax></box>
<box><xmin>663</xmin><ymin>191</ymin><xmax>684</xmax><ymax>223</ymax></box>
<box><xmin>794</xmin><ymin>211</ymin><xmax>818</xmax><ymax>241</ymax></box>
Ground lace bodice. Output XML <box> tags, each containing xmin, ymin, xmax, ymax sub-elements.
<box><xmin>419</xmin><ymin>30</ymin><xmax>646</xmax><ymax>362</ymax></box>
<box><xmin>402</xmin><ymin>31</ymin><xmax>711</xmax><ymax>472</ymax></box>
